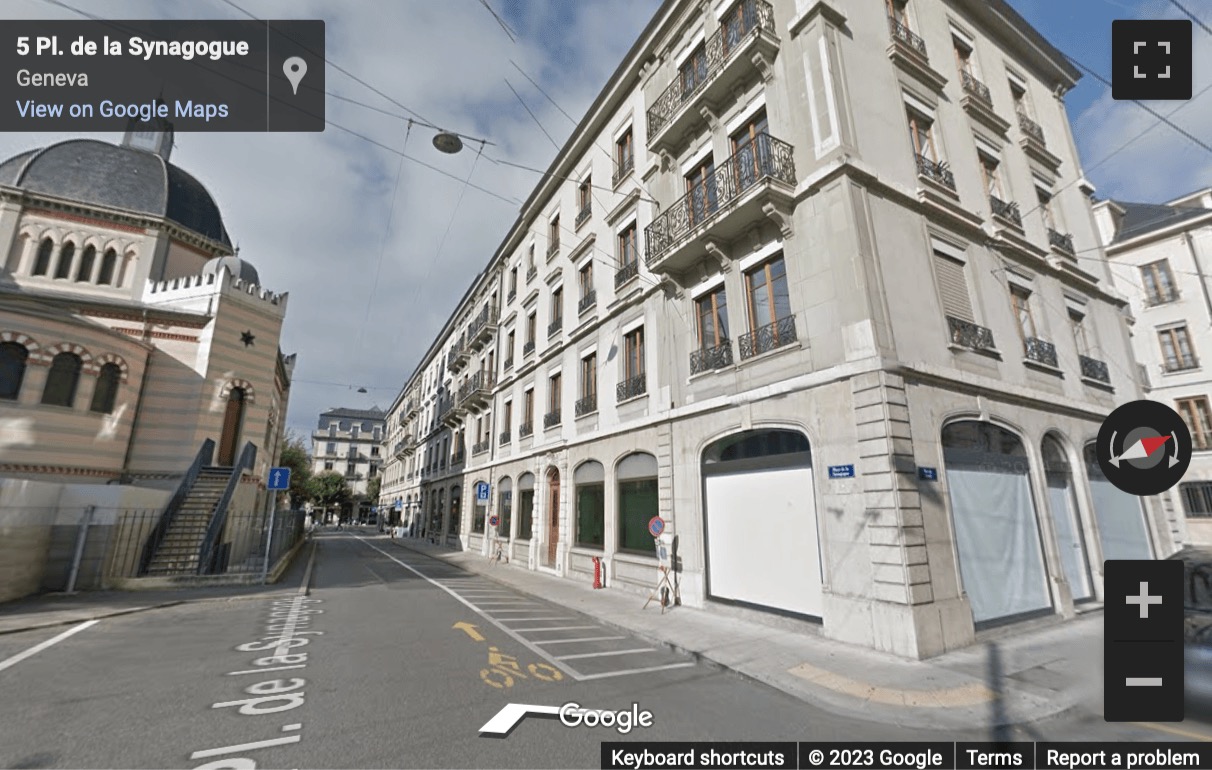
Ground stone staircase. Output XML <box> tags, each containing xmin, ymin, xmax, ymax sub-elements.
<box><xmin>144</xmin><ymin>466</ymin><xmax>233</xmax><ymax>576</ymax></box>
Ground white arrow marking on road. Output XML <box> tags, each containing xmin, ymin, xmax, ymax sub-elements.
<box><xmin>0</xmin><ymin>619</ymin><xmax>98</xmax><ymax>673</ymax></box>
<box><xmin>479</xmin><ymin>703</ymin><xmax>561</xmax><ymax>736</ymax></box>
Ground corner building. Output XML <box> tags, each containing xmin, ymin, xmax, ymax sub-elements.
<box><xmin>382</xmin><ymin>0</ymin><xmax>1177</xmax><ymax>658</ymax></box>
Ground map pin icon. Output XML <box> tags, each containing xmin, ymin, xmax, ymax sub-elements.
<box><xmin>283</xmin><ymin>56</ymin><xmax>307</xmax><ymax>95</ymax></box>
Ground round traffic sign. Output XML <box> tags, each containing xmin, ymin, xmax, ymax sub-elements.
<box><xmin>489</xmin><ymin>515</ymin><xmax>499</xmax><ymax>527</ymax></box>
<box><xmin>648</xmin><ymin>516</ymin><xmax>665</xmax><ymax>537</ymax></box>
<box><xmin>1096</xmin><ymin>399</ymin><xmax>1192</xmax><ymax>496</ymax></box>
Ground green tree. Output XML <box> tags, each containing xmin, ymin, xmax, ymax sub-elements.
<box><xmin>277</xmin><ymin>431</ymin><xmax>312</xmax><ymax>508</ymax></box>
<box><xmin>308</xmin><ymin>471</ymin><xmax>350</xmax><ymax>516</ymax></box>
<box><xmin>366</xmin><ymin>476</ymin><xmax>381</xmax><ymax>507</ymax></box>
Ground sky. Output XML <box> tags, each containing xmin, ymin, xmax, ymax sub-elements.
<box><xmin>0</xmin><ymin>0</ymin><xmax>1209</xmax><ymax>444</ymax></box>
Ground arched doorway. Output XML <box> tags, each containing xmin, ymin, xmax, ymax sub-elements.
<box><xmin>1084</xmin><ymin>442</ymin><xmax>1153</xmax><ymax>561</ymax></box>
<box><xmin>1042</xmin><ymin>434</ymin><xmax>1093</xmax><ymax>602</ymax></box>
<box><xmin>942</xmin><ymin>421</ymin><xmax>1051</xmax><ymax>625</ymax></box>
<box><xmin>217</xmin><ymin>387</ymin><xmax>246</xmax><ymax>466</ymax></box>
<box><xmin>701</xmin><ymin>429</ymin><xmax>821</xmax><ymax>618</ymax></box>
<box><xmin>449</xmin><ymin>485</ymin><xmax>461</xmax><ymax>543</ymax></box>
<box><xmin>545</xmin><ymin>468</ymin><xmax>560</xmax><ymax>566</ymax></box>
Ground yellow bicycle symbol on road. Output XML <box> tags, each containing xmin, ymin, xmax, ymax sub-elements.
<box><xmin>479</xmin><ymin>645</ymin><xmax>563</xmax><ymax>689</ymax></box>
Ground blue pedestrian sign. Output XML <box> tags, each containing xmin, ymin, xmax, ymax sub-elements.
<box><xmin>828</xmin><ymin>464</ymin><xmax>855</xmax><ymax>479</ymax></box>
<box><xmin>918</xmin><ymin>467</ymin><xmax>938</xmax><ymax>481</ymax></box>
<box><xmin>475</xmin><ymin>481</ymin><xmax>491</xmax><ymax>501</ymax></box>
<box><xmin>267</xmin><ymin>467</ymin><xmax>291</xmax><ymax>490</ymax></box>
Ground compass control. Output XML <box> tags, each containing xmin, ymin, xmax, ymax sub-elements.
<box><xmin>1096</xmin><ymin>400</ymin><xmax>1192</xmax><ymax>496</ymax></box>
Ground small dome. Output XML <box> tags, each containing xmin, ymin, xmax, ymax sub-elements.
<box><xmin>203</xmin><ymin>255</ymin><xmax>260</xmax><ymax>285</ymax></box>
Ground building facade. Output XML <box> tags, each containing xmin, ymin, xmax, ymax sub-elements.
<box><xmin>0</xmin><ymin>122</ymin><xmax>294</xmax><ymax>505</ymax></box>
<box><xmin>311</xmin><ymin>406</ymin><xmax>385</xmax><ymax>502</ymax></box>
<box><xmin>1094</xmin><ymin>190</ymin><xmax>1212</xmax><ymax>546</ymax></box>
<box><xmin>381</xmin><ymin>0</ymin><xmax>1174</xmax><ymax>658</ymax></box>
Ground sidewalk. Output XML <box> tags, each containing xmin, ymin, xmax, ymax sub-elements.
<box><xmin>385</xmin><ymin>535</ymin><xmax>1104</xmax><ymax>731</ymax></box>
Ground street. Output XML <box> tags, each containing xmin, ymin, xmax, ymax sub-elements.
<box><xmin>0</xmin><ymin>531</ymin><xmax>1209</xmax><ymax>769</ymax></box>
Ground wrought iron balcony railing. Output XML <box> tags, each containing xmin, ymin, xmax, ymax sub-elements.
<box><xmin>1017</xmin><ymin>111</ymin><xmax>1045</xmax><ymax>144</ymax></box>
<box><xmin>519</xmin><ymin>421</ymin><xmax>533</xmax><ymax>438</ymax></box>
<box><xmin>947</xmin><ymin>316</ymin><xmax>995</xmax><ymax>351</ymax></box>
<box><xmin>472</xmin><ymin>440</ymin><xmax>490</xmax><ymax>456</ymax></box>
<box><xmin>578</xmin><ymin>290</ymin><xmax>596</xmax><ymax>314</ymax></box>
<box><xmin>1048</xmin><ymin>229</ymin><xmax>1075</xmax><ymax>254</ymax></box>
<box><xmin>575</xmin><ymin>204</ymin><xmax>591</xmax><ymax>228</ymax></box>
<box><xmin>1164</xmin><ymin>357</ymin><xmax>1200</xmax><ymax>373</ymax></box>
<box><xmin>1024</xmin><ymin>337</ymin><xmax>1058</xmax><ymax>367</ymax></box>
<box><xmin>452</xmin><ymin>451</ymin><xmax>465</xmax><ymax>466</ymax></box>
<box><xmin>960</xmin><ymin>70</ymin><xmax>992</xmax><ymax>104</ymax></box>
<box><xmin>526</xmin><ymin>265</ymin><xmax>537</xmax><ymax>282</ymax></box>
<box><xmin>738</xmin><ymin>315</ymin><xmax>797</xmax><ymax>360</ymax></box>
<box><xmin>1081</xmin><ymin>355</ymin><xmax>1111</xmax><ymax>383</ymax></box>
<box><xmin>990</xmin><ymin>196</ymin><xmax>1022</xmax><ymax>227</ymax></box>
<box><xmin>617</xmin><ymin>373</ymin><xmax>647</xmax><ymax>402</ymax></box>
<box><xmin>543</xmin><ymin>410</ymin><xmax>561</xmax><ymax>429</ymax></box>
<box><xmin>523</xmin><ymin>340</ymin><xmax>536</xmax><ymax>356</ymax></box>
<box><xmin>915</xmin><ymin>154</ymin><xmax>956</xmax><ymax>191</ymax></box>
<box><xmin>615</xmin><ymin>260</ymin><xmax>639</xmax><ymax>288</ymax></box>
<box><xmin>548</xmin><ymin>317</ymin><xmax>563</xmax><ymax>336</ymax></box>
<box><xmin>507</xmin><ymin>289</ymin><xmax>516</xmax><ymax>304</ymax></box>
<box><xmin>546</xmin><ymin>241</ymin><xmax>560</xmax><ymax>260</ymax></box>
<box><xmin>499</xmin><ymin>430</ymin><xmax>511</xmax><ymax>445</ymax></box>
<box><xmin>888</xmin><ymin>16</ymin><xmax>928</xmax><ymax>58</ymax></box>
<box><xmin>613</xmin><ymin>154</ymin><xmax>634</xmax><ymax>187</ymax></box>
<box><xmin>690</xmin><ymin>341</ymin><xmax>734</xmax><ymax>374</ymax></box>
<box><xmin>647</xmin><ymin>0</ymin><xmax>775</xmax><ymax>138</ymax></box>
<box><xmin>645</xmin><ymin>133</ymin><xmax>795</xmax><ymax>265</ymax></box>
<box><xmin>503</xmin><ymin>356</ymin><xmax>514</xmax><ymax>371</ymax></box>
<box><xmin>575</xmin><ymin>393</ymin><xmax>597</xmax><ymax>417</ymax></box>
<box><xmin>458</xmin><ymin>369</ymin><xmax>495</xmax><ymax>404</ymax></box>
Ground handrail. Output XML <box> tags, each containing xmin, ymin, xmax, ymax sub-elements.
<box><xmin>197</xmin><ymin>441</ymin><xmax>257</xmax><ymax>575</ymax></box>
<box><xmin>138</xmin><ymin>439</ymin><xmax>214</xmax><ymax>575</ymax></box>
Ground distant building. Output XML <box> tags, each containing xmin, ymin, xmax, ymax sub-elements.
<box><xmin>1094</xmin><ymin>189</ymin><xmax>1212</xmax><ymax>545</ymax></box>
<box><xmin>311</xmin><ymin>406</ymin><xmax>386</xmax><ymax>511</ymax></box>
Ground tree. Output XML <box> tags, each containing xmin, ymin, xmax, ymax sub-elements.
<box><xmin>277</xmin><ymin>431</ymin><xmax>312</xmax><ymax>508</ymax></box>
<box><xmin>307</xmin><ymin>471</ymin><xmax>350</xmax><ymax>516</ymax></box>
<box><xmin>366</xmin><ymin>476</ymin><xmax>382</xmax><ymax>507</ymax></box>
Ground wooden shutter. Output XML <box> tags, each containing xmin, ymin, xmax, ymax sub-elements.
<box><xmin>933</xmin><ymin>252</ymin><xmax>974</xmax><ymax>322</ymax></box>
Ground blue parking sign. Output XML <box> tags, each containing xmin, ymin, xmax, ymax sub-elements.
<box><xmin>476</xmin><ymin>481</ymin><xmax>490</xmax><ymax>501</ymax></box>
<box><xmin>267</xmin><ymin>467</ymin><xmax>291</xmax><ymax>490</ymax></box>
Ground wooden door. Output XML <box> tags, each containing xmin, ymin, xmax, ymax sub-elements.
<box><xmin>546</xmin><ymin>471</ymin><xmax>560</xmax><ymax>566</ymax></box>
<box><xmin>217</xmin><ymin>387</ymin><xmax>245</xmax><ymax>466</ymax></box>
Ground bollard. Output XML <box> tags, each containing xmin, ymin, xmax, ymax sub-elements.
<box><xmin>592</xmin><ymin>556</ymin><xmax>603</xmax><ymax>589</ymax></box>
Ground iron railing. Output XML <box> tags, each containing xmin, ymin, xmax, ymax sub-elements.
<box><xmin>507</xmin><ymin>289</ymin><xmax>516</xmax><ymax>303</ymax></box>
<box><xmin>579</xmin><ymin>290</ymin><xmax>597</xmax><ymax>314</ymax></box>
<box><xmin>691</xmin><ymin>341</ymin><xmax>735</xmax><ymax>373</ymax></box>
<box><xmin>499</xmin><ymin>430</ymin><xmax>511</xmax><ymax>445</ymax></box>
<box><xmin>473</xmin><ymin>440</ymin><xmax>490</xmax><ymax>456</ymax></box>
<box><xmin>1024</xmin><ymin>337</ymin><xmax>1058</xmax><ymax>367</ymax></box>
<box><xmin>739</xmin><ymin>315</ymin><xmax>797</xmax><ymax>360</ymax></box>
<box><xmin>543</xmin><ymin>410</ymin><xmax>561</xmax><ymax>428</ymax></box>
<box><xmin>503</xmin><ymin>356</ymin><xmax>514</xmax><ymax>371</ymax></box>
<box><xmin>523</xmin><ymin>340</ymin><xmax>536</xmax><ymax>356</ymax></box>
<box><xmin>645</xmin><ymin>133</ymin><xmax>795</xmax><ymax>265</ymax></box>
<box><xmin>519</xmin><ymin>421</ymin><xmax>534</xmax><ymax>438</ymax></box>
<box><xmin>615</xmin><ymin>260</ymin><xmax>639</xmax><ymax>288</ymax></box>
<box><xmin>990</xmin><ymin>196</ymin><xmax>1022</xmax><ymax>227</ymax></box>
<box><xmin>647</xmin><ymin>0</ymin><xmax>775</xmax><ymax>138</ymax></box>
<box><xmin>1048</xmin><ymin>229</ymin><xmax>1075</xmax><ymax>254</ymax></box>
<box><xmin>117</xmin><ymin>509</ymin><xmax>307</xmax><ymax>579</ymax></box>
<box><xmin>547</xmin><ymin>241</ymin><xmax>560</xmax><ymax>260</ymax></box>
<box><xmin>575</xmin><ymin>204</ymin><xmax>591</xmax><ymax>228</ymax></box>
<box><xmin>617</xmin><ymin>373</ymin><xmax>647</xmax><ymax>402</ymax></box>
<box><xmin>960</xmin><ymin>70</ymin><xmax>992</xmax><ymax>104</ymax></box>
<box><xmin>526</xmin><ymin>265</ymin><xmax>537</xmax><ymax>282</ymax></box>
<box><xmin>548</xmin><ymin>317</ymin><xmax>563</xmax><ymax>336</ymax></box>
<box><xmin>458</xmin><ymin>369</ymin><xmax>495</xmax><ymax>404</ymax></box>
<box><xmin>915</xmin><ymin>154</ymin><xmax>956</xmax><ymax>190</ymax></box>
<box><xmin>888</xmin><ymin>16</ymin><xmax>928</xmax><ymax>58</ymax></box>
<box><xmin>452</xmin><ymin>451</ymin><xmax>465</xmax><ymax>465</ymax></box>
<box><xmin>575</xmin><ymin>393</ymin><xmax>597</xmax><ymax>417</ymax></box>
<box><xmin>1081</xmin><ymin>355</ymin><xmax>1112</xmax><ymax>383</ymax></box>
<box><xmin>199</xmin><ymin>441</ymin><xmax>257</xmax><ymax>575</ymax></box>
<box><xmin>1017</xmin><ymin>111</ymin><xmax>1045</xmax><ymax>144</ymax></box>
<box><xmin>947</xmin><ymin>316</ymin><xmax>995</xmax><ymax>351</ymax></box>
<box><xmin>613</xmin><ymin>154</ymin><xmax>634</xmax><ymax>187</ymax></box>
<box><xmin>138</xmin><ymin>438</ymin><xmax>214</xmax><ymax>576</ymax></box>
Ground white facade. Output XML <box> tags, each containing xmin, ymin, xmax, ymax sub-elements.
<box><xmin>311</xmin><ymin>407</ymin><xmax>385</xmax><ymax>500</ymax></box>
<box><xmin>380</xmin><ymin>0</ymin><xmax>1174</xmax><ymax>658</ymax></box>
<box><xmin>1094</xmin><ymin>190</ymin><xmax>1212</xmax><ymax>545</ymax></box>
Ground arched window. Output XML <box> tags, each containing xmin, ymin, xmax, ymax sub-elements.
<box><xmin>574</xmin><ymin>460</ymin><xmax>605</xmax><ymax>548</ymax></box>
<box><xmin>42</xmin><ymin>352</ymin><xmax>82</xmax><ymax>407</ymax></box>
<box><xmin>0</xmin><ymin>342</ymin><xmax>29</xmax><ymax>400</ymax></box>
<box><xmin>53</xmin><ymin>242</ymin><xmax>75</xmax><ymax>279</ymax></box>
<box><xmin>75</xmin><ymin>245</ymin><xmax>97</xmax><ymax>282</ymax></box>
<box><xmin>31</xmin><ymin>238</ymin><xmax>53</xmax><ymax>276</ymax></box>
<box><xmin>472</xmin><ymin>480</ymin><xmax>488</xmax><ymax>534</ymax></box>
<box><xmin>618</xmin><ymin>452</ymin><xmax>659</xmax><ymax>554</ymax></box>
<box><xmin>517</xmin><ymin>473</ymin><xmax>535</xmax><ymax>540</ymax></box>
<box><xmin>97</xmin><ymin>248</ymin><xmax>118</xmax><ymax>285</ymax></box>
<box><xmin>498</xmin><ymin>476</ymin><xmax>513</xmax><ymax>537</ymax></box>
<box><xmin>89</xmin><ymin>362</ymin><xmax>121</xmax><ymax>414</ymax></box>
<box><xmin>1084</xmin><ymin>442</ymin><xmax>1153</xmax><ymax>561</ymax></box>
<box><xmin>1042</xmin><ymin>433</ymin><xmax>1094</xmax><ymax>602</ymax></box>
<box><xmin>450</xmin><ymin>485</ymin><xmax>461</xmax><ymax>534</ymax></box>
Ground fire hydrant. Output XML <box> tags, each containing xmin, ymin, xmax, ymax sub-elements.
<box><xmin>592</xmin><ymin>556</ymin><xmax>603</xmax><ymax>589</ymax></box>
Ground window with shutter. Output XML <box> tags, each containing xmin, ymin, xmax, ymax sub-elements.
<box><xmin>933</xmin><ymin>251</ymin><xmax>974</xmax><ymax>322</ymax></box>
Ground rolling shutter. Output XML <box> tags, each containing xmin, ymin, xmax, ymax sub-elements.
<box><xmin>934</xmin><ymin>251</ymin><xmax>974</xmax><ymax>322</ymax></box>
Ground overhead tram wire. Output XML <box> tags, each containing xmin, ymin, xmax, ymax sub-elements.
<box><xmin>476</xmin><ymin>0</ymin><xmax>518</xmax><ymax>43</ymax></box>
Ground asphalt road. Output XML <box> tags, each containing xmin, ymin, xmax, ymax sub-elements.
<box><xmin>0</xmin><ymin>530</ymin><xmax>1208</xmax><ymax>769</ymax></box>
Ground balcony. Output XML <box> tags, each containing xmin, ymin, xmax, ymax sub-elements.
<box><xmin>526</xmin><ymin>265</ymin><xmax>537</xmax><ymax>282</ymax></box>
<box><xmin>404</xmin><ymin>399</ymin><xmax>419</xmax><ymax>418</ymax></box>
<box><xmin>1017</xmin><ymin>111</ymin><xmax>1061</xmax><ymax>169</ymax></box>
<box><xmin>467</xmin><ymin>305</ymin><xmax>499</xmax><ymax>350</ymax></box>
<box><xmin>1023</xmin><ymin>337</ymin><xmax>1058</xmax><ymax>368</ymax></box>
<box><xmin>960</xmin><ymin>70</ymin><xmax>1008</xmax><ymax>134</ymax></box>
<box><xmin>441</xmin><ymin>400</ymin><xmax>466</xmax><ymax>428</ymax></box>
<box><xmin>612</xmin><ymin>154</ymin><xmax>635</xmax><ymax>188</ymax></box>
<box><xmin>472</xmin><ymin>440</ymin><xmax>490</xmax><ymax>456</ymax></box>
<box><xmin>1164</xmin><ymin>357</ymin><xmax>1200</xmax><ymax>374</ymax></box>
<box><xmin>575</xmin><ymin>393</ymin><xmax>597</xmax><ymax>417</ymax></box>
<box><xmin>738</xmin><ymin>315</ymin><xmax>796</xmax><ymax>360</ymax></box>
<box><xmin>452</xmin><ymin>451</ymin><xmax>465</xmax><ymax>466</ymax></box>
<box><xmin>546</xmin><ymin>241</ymin><xmax>560</xmax><ymax>261</ymax></box>
<box><xmin>887</xmin><ymin>16</ymin><xmax>947</xmax><ymax>92</ymax></box>
<box><xmin>947</xmin><ymin>316</ymin><xmax>996</xmax><ymax>352</ymax></box>
<box><xmin>499</xmin><ymin>430</ymin><xmax>511</xmax><ymax>446</ymax></box>
<box><xmin>915</xmin><ymin>154</ymin><xmax>956</xmax><ymax>192</ymax></box>
<box><xmin>523</xmin><ymin>340</ymin><xmax>536</xmax><ymax>357</ymax></box>
<box><xmin>575</xmin><ymin>204</ymin><xmax>591</xmax><ymax>229</ymax></box>
<box><xmin>503</xmin><ymin>356</ymin><xmax>514</xmax><ymax>371</ymax></box>
<box><xmin>548</xmin><ymin>317</ymin><xmax>563</xmax><ymax>337</ymax></box>
<box><xmin>646</xmin><ymin>0</ymin><xmax>778</xmax><ymax>153</ymax></box>
<box><xmin>447</xmin><ymin>336</ymin><xmax>470</xmax><ymax>373</ymax></box>
<box><xmin>543</xmin><ymin>410</ymin><xmax>561</xmax><ymax>429</ymax></box>
<box><xmin>1081</xmin><ymin>355</ymin><xmax>1112</xmax><ymax>384</ymax></box>
<box><xmin>458</xmin><ymin>369</ymin><xmax>496</xmax><ymax>409</ymax></box>
<box><xmin>615</xmin><ymin>260</ymin><xmax>639</xmax><ymax>289</ymax></box>
<box><xmin>507</xmin><ymin>288</ymin><xmax>516</xmax><ymax>304</ymax></box>
<box><xmin>990</xmin><ymin>196</ymin><xmax>1022</xmax><ymax>229</ymax></box>
<box><xmin>1048</xmin><ymin>228</ymin><xmax>1075</xmax><ymax>255</ymax></box>
<box><xmin>690</xmin><ymin>341</ymin><xmax>734</xmax><ymax>374</ymax></box>
<box><xmin>519</xmin><ymin>421</ymin><xmax>533</xmax><ymax>438</ymax></box>
<box><xmin>617</xmin><ymin>373</ymin><xmax>647</xmax><ymax>402</ymax></box>
<box><xmin>578</xmin><ymin>290</ymin><xmax>597</xmax><ymax>315</ymax></box>
<box><xmin>645</xmin><ymin>133</ymin><xmax>796</xmax><ymax>273</ymax></box>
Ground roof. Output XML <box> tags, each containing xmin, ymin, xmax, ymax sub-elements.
<box><xmin>1111</xmin><ymin>200</ymin><xmax>1212</xmax><ymax>244</ymax></box>
<box><xmin>320</xmin><ymin>407</ymin><xmax>386</xmax><ymax>421</ymax></box>
<box><xmin>0</xmin><ymin>138</ymin><xmax>232</xmax><ymax>247</ymax></box>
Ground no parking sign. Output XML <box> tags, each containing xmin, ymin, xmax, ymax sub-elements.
<box><xmin>648</xmin><ymin>516</ymin><xmax>665</xmax><ymax>538</ymax></box>
<box><xmin>489</xmin><ymin>514</ymin><xmax>499</xmax><ymax>528</ymax></box>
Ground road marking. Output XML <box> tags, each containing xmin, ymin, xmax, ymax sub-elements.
<box><xmin>189</xmin><ymin>734</ymin><xmax>302</xmax><ymax>759</ymax></box>
<box><xmin>1133</xmin><ymin>722</ymin><xmax>1212</xmax><ymax>741</ymax></box>
<box><xmin>472</xmin><ymin>601</ymin><xmax>538</xmax><ymax>606</ymax></box>
<box><xmin>532</xmin><ymin>636</ymin><xmax>627</xmax><ymax>645</ymax></box>
<box><xmin>493</xmin><ymin>616</ymin><xmax>576</xmax><ymax>622</ymax></box>
<box><xmin>227</xmin><ymin>664</ymin><xmax>307</xmax><ymax>676</ymax></box>
<box><xmin>0</xmin><ymin>619</ymin><xmax>98</xmax><ymax>673</ymax></box>
<box><xmin>555</xmin><ymin>647</ymin><xmax>657</xmax><ymax>661</ymax></box>
<box><xmin>479</xmin><ymin>609</ymin><xmax>549</xmax><ymax>613</ymax></box>
<box><xmin>511</xmin><ymin>625</ymin><xmax>600</xmax><ymax>632</ymax></box>
<box><xmin>576</xmin><ymin>662</ymin><xmax>698</xmax><ymax>680</ymax></box>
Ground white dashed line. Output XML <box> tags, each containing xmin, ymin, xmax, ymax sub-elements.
<box><xmin>531</xmin><ymin>636</ymin><xmax>627</xmax><ymax>645</ymax></box>
<box><xmin>0</xmin><ymin>620</ymin><xmax>98</xmax><ymax>673</ymax></box>
<box><xmin>554</xmin><ymin>647</ymin><xmax>656</xmax><ymax>661</ymax></box>
<box><xmin>576</xmin><ymin>662</ymin><xmax>698</xmax><ymax>680</ymax></box>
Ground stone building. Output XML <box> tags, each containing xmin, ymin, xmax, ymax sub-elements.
<box><xmin>381</xmin><ymin>0</ymin><xmax>1171</xmax><ymax>658</ymax></box>
<box><xmin>311</xmin><ymin>406</ymin><xmax>386</xmax><ymax>509</ymax></box>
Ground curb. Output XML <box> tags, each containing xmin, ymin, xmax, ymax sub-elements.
<box><xmin>299</xmin><ymin>540</ymin><xmax>318</xmax><ymax>596</ymax></box>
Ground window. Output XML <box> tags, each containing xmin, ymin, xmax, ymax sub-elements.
<box><xmin>1141</xmin><ymin>260</ymin><xmax>1179</xmax><ymax>305</ymax></box>
<box><xmin>1181</xmin><ymin>481</ymin><xmax>1212</xmax><ymax>517</ymax></box>
<box><xmin>1177</xmin><ymin>397</ymin><xmax>1212</xmax><ymax>450</ymax></box>
<box><xmin>731</xmin><ymin>110</ymin><xmax>769</xmax><ymax>191</ymax></box>
<box><xmin>369</xmin><ymin>465</ymin><xmax>378</xmax><ymax>478</ymax></box>
<box><xmin>548</xmin><ymin>372</ymin><xmax>562</xmax><ymax>417</ymax></box>
<box><xmin>498</xmin><ymin>477</ymin><xmax>513</xmax><ymax>536</ymax></box>
<box><xmin>54</xmin><ymin>242</ymin><xmax>75</xmax><ymax>279</ymax></box>
<box><xmin>619</xmin><ymin>224</ymin><xmax>638</xmax><ymax>267</ymax></box>
<box><xmin>722</xmin><ymin>0</ymin><xmax>758</xmax><ymax>54</ymax></box>
<box><xmin>88</xmin><ymin>362</ymin><xmax>121</xmax><ymax>414</ymax></box>
<box><xmin>517</xmin><ymin>473</ymin><xmax>535</xmax><ymax>539</ymax></box>
<box><xmin>680</xmin><ymin>43</ymin><xmax>708</xmax><ymax>97</ymax></box>
<box><xmin>526</xmin><ymin>312</ymin><xmax>537</xmax><ymax>348</ymax></box>
<box><xmin>581</xmin><ymin>353</ymin><xmax>597</xmax><ymax>399</ymax></box>
<box><xmin>624</xmin><ymin>326</ymin><xmax>645</xmax><ymax>380</ymax></box>
<box><xmin>746</xmin><ymin>255</ymin><xmax>792</xmax><ymax>331</ymax></box>
<box><xmin>551</xmin><ymin>286</ymin><xmax>563</xmax><ymax>328</ymax></box>
<box><xmin>1160</xmin><ymin>326</ymin><xmax>1198</xmax><ymax>371</ymax></box>
<box><xmin>686</xmin><ymin>157</ymin><xmax>718</xmax><ymax>227</ymax></box>
<box><xmin>75</xmin><ymin>245</ymin><xmax>96</xmax><ymax>282</ymax></box>
<box><xmin>548</xmin><ymin>215</ymin><xmax>560</xmax><ymax>255</ymax></box>
<box><xmin>932</xmin><ymin>245</ymin><xmax>975</xmax><ymax>322</ymax></box>
<box><xmin>328</xmin><ymin>424</ymin><xmax>336</xmax><ymax>437</ymax></box>
<box><xmin>617</xmin><ymin>453</ymin><xmax>658</xmax><ymax>554</ymax></box>
<box><xmin>1009</xmin><ymin>286</ymin><xmax>1036</xmax><ymax>341</ymax></box>
<box><xmin>97</xmin><ymin>248</ymin><xmax>118</xmax><ymax>285</ymax></box>
<box><xmin>1037</xmin><ymin>187</ymin><xmax>1059</xmax><ymax>231</ymax></box>
<box><xmin>0</xmin><ymin>342</ymin><xmax>29</xmax><ymax>400</ymax></box>
<box><xmin>41</xmin><ymin>352</ymin><xmax>82</xmax><ymax>407</ymax></box>
<box><xmin>346</xmin><ymin>463</ymin><xmax>356</xmax><ymax>476</ymax></box>
<box><xmin>1009</xmin><ymin>77</ymin><xmax>1032</xmax><ymax>118</ymax></box>
<box><xmin>575</xmin><ymin>461</ymin><xmax>605</xmax><ymax>548</ymax></box>
<box><xmin>1069</xmin><ymin>307</ymin><xmax>1090</xmax><ymax>355</ymax></box>
<box><xmin>506</xmin><ymin>330</ymin><xmax>516</xmax><ymax>364</ymax></box>
<box><xmin>952</xmin><ymin>35</ymin><xmax>976</xmax><ymax>78</ymax></box>
<box><xmin>579</xmin><ymin>261</ymin><xmax>593</xmax><ymax>300</ymax></box>
<box><xmin>324</xmin><ymin>461</ymin><xmax>334</xmax><ymax>471</ymax></box>
<box><xmin>473</xmin><ymin>481</ymin><xmax>486</xmax><ymax>533</ymax></box>
<box><xmin>886</xmin><ymin>0</ymin><xmax>909</xmax><ymax>26</ymax></box>
<box><xmin>616</xmin><ymin>128</ymin><xmax>633</xmax><ymax>179</ymax></box>
<box><xmin>524</xmin><ymin>388</ymin><xmax>534</xmax><ymax>423</ymax></box>
<box><xmin>979</xmin><ymin>151</ymin><xmax>1003</xmax><ymax>199</ymax></box>
<box><xmin>31</xmin><ymin>238</ymin><xmax>52</xmax><ymax>276</ymax></box>
<box><xmin>906</xmin><ymin>109</ymin><xmax>936</xmax><ymax>162</ymax></box>
<box><xmin>509</xmin><ymin>266</ymin><xmax>518</xmax><ymax>298</ymax></box>
<box><xmin>371</xmin><ymin>446</ymin><xmax>380</xmax><ymax>457</ymax></box>
<box><xmin>577</xmin><ymin>177</ymin><xmax>592</xmax><ymax>221</ymax></box>
<box><xmin>503</xmin><ymin>400</ymin><xmax>512</xmax><ymax>431</ymax></box>
<box><xmin>696</xmin><ymin>285</ymin><xmax>730</xmax><ymax>349</ymax></box>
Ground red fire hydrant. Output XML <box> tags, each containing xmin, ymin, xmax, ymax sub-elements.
<box><xmin>592</xmin><ymin>556</ymin><xmax>603</xmax><ymax>589</ymax></box>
